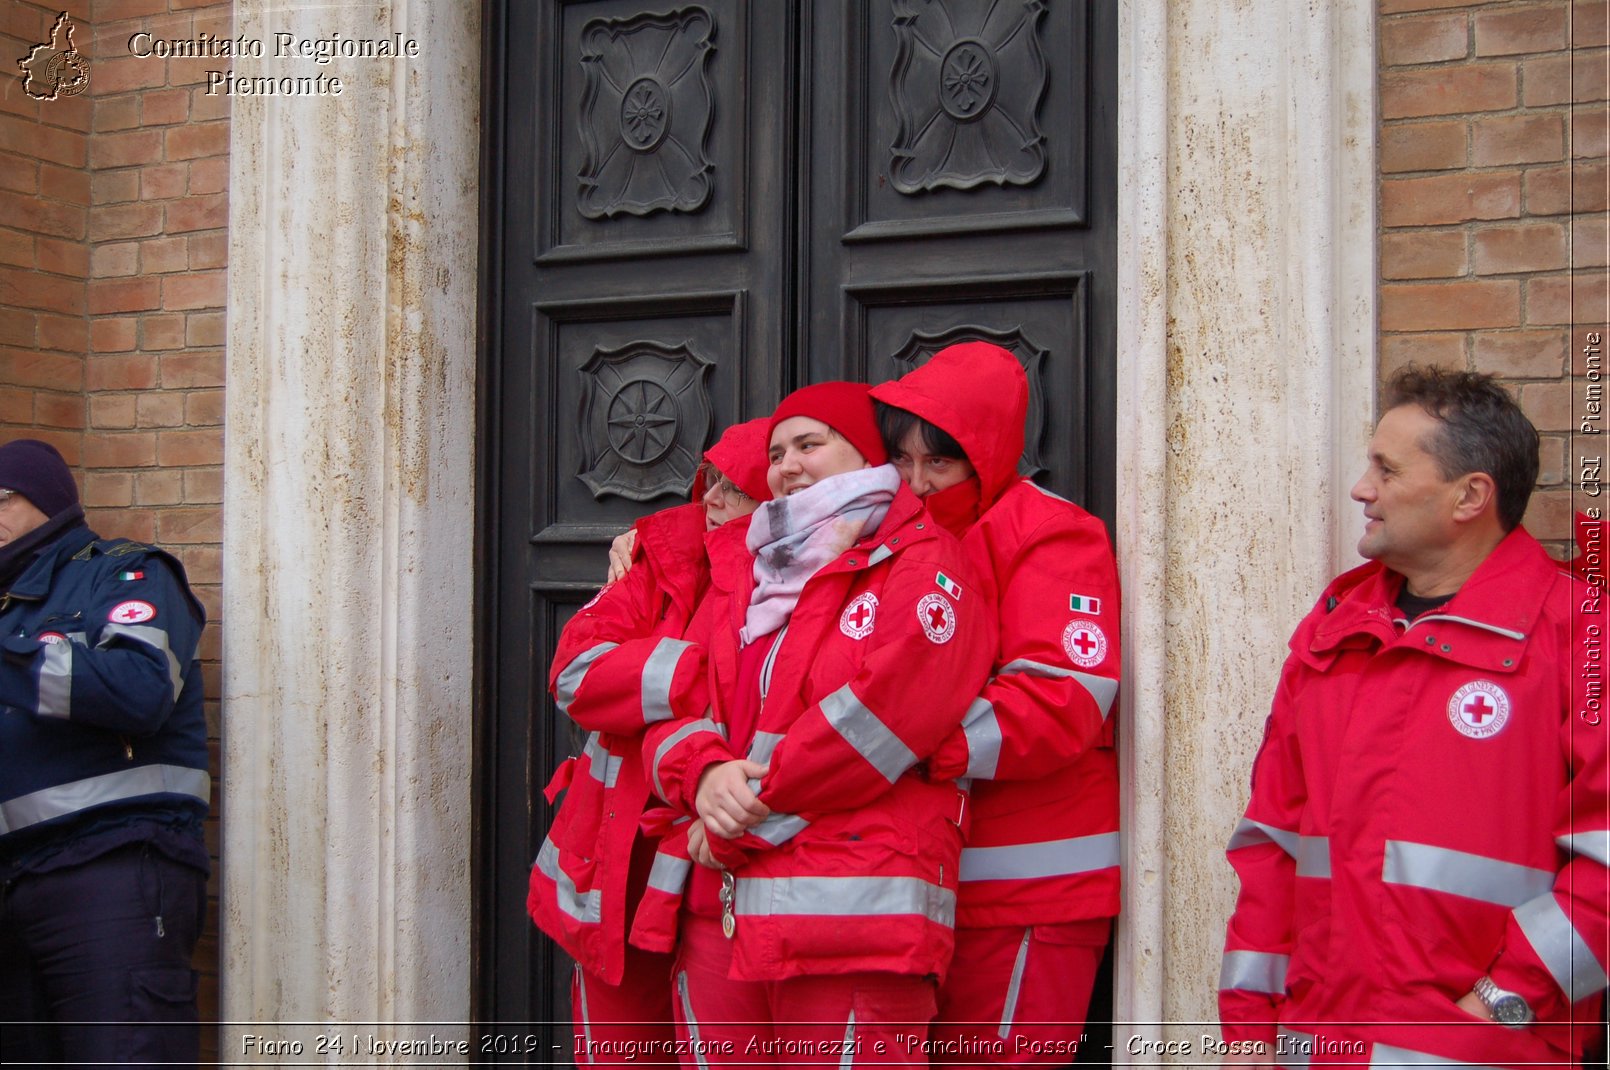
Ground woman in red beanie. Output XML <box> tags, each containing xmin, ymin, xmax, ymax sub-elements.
<box><xmin>869</xmin><ymin>343</ymin><xmax>1122</xmax><ymax>1066</ymax></box>
<box><xmin>637</xmin><ymin>382</ymin><xmax>993</xmax><ymax>1064</ymax></box>
<box><xmin>529</xmin><ymin>419</ymin><xmax>771</xmax><ymax>1068</ymax></box>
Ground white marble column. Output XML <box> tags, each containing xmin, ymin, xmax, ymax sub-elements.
<box><xmin>220</xmin><ymin>0</ymin><xmax>479</xmax><ymax>1045</ymax></box>
<box><xmin>1113</xmin><ymin>0</ymin><xmax>1377</xmax><ymax>1051</ymax></box>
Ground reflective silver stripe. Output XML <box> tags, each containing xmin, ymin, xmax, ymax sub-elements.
<box><xmin>750</xmin><ymin>811</ymin><xmax>810</xmax><ymax>845</ymax></box>
<box><xmin>748</xmin><ymin>731</ymin><xmax>786</xmax><ymax>766</ymax></box>
<box><xmin>960</xmin><ymin>831</ymin><xmax>1119</xmax><ymax>882</ymax></box>
<box><xmin>735</xmin><ymin>874</ymin><xmax>956</xmax><ymax>926</ymax></box>
<box><xmin>575</xmin><ymin>965</ymin><xmax>594</xmax><ymax>1064</ymax></box>
<box><xmin>759</xmin><ymin>625</ymin><xmax>787</xmax><ymax>700</ymax></box>
<box><xmin>961</xmin><ymin>697</ymin><xmax>1001</xmax><ymax>780</ymax></box>
<box><xmin>998</xmin><ymin>927</ymin><xmax>1031</xmax><ymax>1039</ymax></box>
<box><xmin>1219</xmin><ymin>949</ymin><xmax>1289</xmax><ymax>994</ymax></box>
<box><xmin>1277</xmin><ymin>1029</ymin><xmax>1313</xmax><ymax>1069</ymax></box>
<box><xmin>746</xmin><ymin>731</ymin><xmax>786</xmax><ymax>793</ymax></box>
<box><xmin>1227</xmin><ymin>818</ymin><xmax>1300</xmax><ymax>859</ymax></box>
<box><xmin>534</xmin><ymin>837</ymin><xmax>601</xmax><ymax>924</ymax></box>
<box><xmin>1296</xmin><ymin>835</ymin><xmax>1331</xmax><ymax>879</ymax></box>
<box><xmin>554</xmin><ymin>642</ymin><xmax>619</xmax><ymax>715</ymax></box>
<box><xmin>997</xmin><ymin>659</ymin><xmax>1118</xmax><ymax>719</ymax></box>
<box><xmin>676</xmin><ymin>972</ymin><xmax>711</xmax><ymax>1070</ymax></box>
<box><xmin>1024</xmin><ymin>481</ymin><xmax>1072</xmax><ymax>505</ymax></box>
<box><xmin>0</xmin><ymin>764</ymin><xmax>210</xmax><ymax>835</ymax></box>
<box><xmin>37</xmin><ymin>640</ymin><xmax>72</xmax><ymax>718</ymax></box>
<box><xmin>839</xmin><ymin>1010</ymin><xmax>857</xmax><ymax>1069</ymax></box>
<box><xmin>820</xmin><ymin>685</ymin><xmax>916</xmax><ymax>784</ymax></box>
<box><xmin>1514</xmin><ymin>892</ymin><xmax>1610</xmax><ymax>1002</ymax></box>
<box><xmin>650</xmin><ymin>718</ymin><xmax>727</xmax><ymax>801</ymax></box>
<box><xmin>582</xmin><ymin>732</ymin><xmax>622</xmax><ymax>788</ymax></box>
<box><xmin>1411</xmin><ymin>613</ymin><xmax>1526</xmax><ymax>642</ymax></box>
<box><xmin>641</xmin><ymin>638</ymin><xmax>692</xmax><ymax>724</ymax></box>
<box><xmin>98</xmin><ymin>623</ymin><xmax>183</xmax><ymax>702</ymax></box>
<box><xmin>1559</xmin><ymin>831</ymin><xmax>1610</xmax><ymax>867</ymax></box>
<box><xmin>1382</xmin><ymin>840</ymin><xmax>1553</xmax><ymax>907</ymax></box>
<box><xmin>867</xmin><ymin>543</ymin><xmax>893</xmax><ymax>566</ymax></box>
<box><xmin>647</xmin><ymin>851</ymin><xmax>692</xmax><ymax>895</ymax></box>
<box><xmin>1370</xmin><ymin>1043</ymin><xmax>1505</xmax><ymax>1069</ymax></box>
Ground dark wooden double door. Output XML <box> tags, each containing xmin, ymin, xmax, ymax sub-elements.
<box><xmin>479</xmin><ymin>0</ymin><xmax>1116</xmax><ymax>1056</ymax></box>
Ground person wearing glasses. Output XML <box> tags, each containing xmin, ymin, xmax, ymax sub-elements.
<box><xmin>529</xmin><ymin>419</ymin><xmax>770</xmax><ymax>1067</ymax></box>
<box><xmin>0</xmin><ymin>439</ymin><xmax>210</xmax><ymax>1067</ymax></box>
<box><xmin>638</xmin><ymin>383</ymin><xmax>993</xmax><ymax>1063</ymax></box>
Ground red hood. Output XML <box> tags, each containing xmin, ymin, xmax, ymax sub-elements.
<box><xmin>697</xmin><ymin>417</ymin><xmax>773</xmax><ymax>503</ymax></box>
<box><xmin>869</xmin><ymin>341</ymin><xmax>1027</xmax><ymax>507</ymax></box>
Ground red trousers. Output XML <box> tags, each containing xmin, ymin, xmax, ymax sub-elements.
<box><xmin>930</xmin><ymin>920</ymin><xmax>1110</xmax><ymax>1066</ymax></box>
<box><xmin>570</xmin><ymin>942</ymin><xmax>676</xmax><ymax>1068</ymax></box>
<box><xmin>670</xmin><ymin>913</ymin><xmax>938</xmax><ymax>1066</ymax></box>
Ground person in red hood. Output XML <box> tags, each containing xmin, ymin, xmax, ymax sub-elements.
<box><xmin>870</xmin><ymin>342</ymin><xmax>1122</xmax><ymax>1065</ymax></box>
<box><xmin>637</xmin><ymin>382</ymin><xmax>994</xmax><ymax>1065</ymax></box>
<box><xmin>528</xmin><ymin>419</ymin><xmax>770</xmax><ymax>1068</ymax></box>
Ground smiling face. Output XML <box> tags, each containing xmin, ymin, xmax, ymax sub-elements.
<box><xmin>0</xmin><ymin>490</ymin><xmax>49</xmax><ymax>548</ymax></box>
<box><xmin>889</xmin><ymin>426</ymin><xmax>975</xmax><ymax>498</ymax></box>
<box><xmin>1351</xmin><ymin>404</ymin><xmax>1464</xmax><ymax>575</ymax></box>
<box><xmin>766</xmin><ymin>416</ymin><xmax>870</xmax><ymax>498</ymax></box>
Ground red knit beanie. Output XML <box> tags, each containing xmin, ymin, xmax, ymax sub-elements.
<box><xmin>701</xmin><ymin>417</ymin><xmax>773</xmax><ymax>502</ymax></box>
<box><xmin>767</xmin><ymin>382</ymin><xmax>888</xmax><ymax>466</ymax></box>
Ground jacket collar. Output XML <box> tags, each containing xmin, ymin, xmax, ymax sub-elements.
<box><xmin>1306</xmin><ymin>527</ymin><xmax>1557</xmax><ymax>669</ymax></box>
<box><xmin>4</xmin><ymin>523</ymin><xmax>97</xmax><ymax>601</ymax></box>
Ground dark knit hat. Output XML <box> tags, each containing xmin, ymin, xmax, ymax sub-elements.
<box><xmin>767</xmin><ymin>381</ymin><xmax>889</xmax><ymax>466</ymax></box>
<box><xmin>0</xmin><ymin>439</ymin><xmax>79</xmax><ymax>517</ymax></box>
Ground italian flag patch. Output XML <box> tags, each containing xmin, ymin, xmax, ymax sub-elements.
<box><xmin>935</xmin><ymin>572</ymin><xmax>962</xmax><ymax>599</ymax></box>
<box><xmin>1069</xmin><ymin>593</ymin><xmax>1101</xmax><ymax>614</ymax></box>
<box><xmin>117</xmin><ymin>570</ymin><xmax>145</xmax><ymax>581</ymax></box>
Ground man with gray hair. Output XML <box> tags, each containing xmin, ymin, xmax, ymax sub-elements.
<box><xmin>1220</xmin><ymin>367</ymin><xmax>1607</xmax><ymax>1066</ymax></box>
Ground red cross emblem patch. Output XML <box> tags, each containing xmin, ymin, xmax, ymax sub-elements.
<box><xmin>108</xmin><ymin>600</ymin><xmax>156</xmax><ymax>624</ymax></box>
<box><xmin>1063</xmin><ymin>619</ymin><xmax>1107</xmax><ymax>668</ymax></box>
<box><xmin>38</xmin><ymin>631</ymin><xmax>66</xmax><ymax>645</ymax></box>
<box><xmin>840</xmin><ymin>592</ymin><xmax>878</xmax><ymax>640</ymax></box>
<box><xmin>917</xmin><ymin>594</ymin><xmax>956</xmax><ymax>644</ymax></box>
<box><xmin>1447</xmin><ymin>680</ymin><xmax>1511</xmax><ymax>740</ymax></box>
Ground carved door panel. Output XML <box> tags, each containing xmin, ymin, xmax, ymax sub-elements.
<box><xmin>481</xmin><ymin>0</ymin><xmax>1116</xmax><ymax>1051</ymax></box>
<box><xmin>804</xmin><ymin>0</ymin><xmax>1116</xmax><ymax>518</ymax></box>
<box><xmin>481</xmin><ymin>0</ymin><xmax>793</xmax><ymax>1040</ymax></box>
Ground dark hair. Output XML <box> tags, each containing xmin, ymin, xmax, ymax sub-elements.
<box><xmin>874</xmin><ymin>401</ymin><xmax>967</xmax><ymax>462</ymax></box>
<box><xmin>1382</xmin><ymin>365</ymin><xmax>1539</xmax><ymax>532</ymax></box>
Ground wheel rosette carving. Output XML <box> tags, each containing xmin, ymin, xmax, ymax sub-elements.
<box><xmin>577</xmin><ymin>341</ymin><xmax>714</xmax><ymax>501</ymax></box>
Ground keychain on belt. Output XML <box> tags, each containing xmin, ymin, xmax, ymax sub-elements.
<box><xmin>719</xmin><ymin>870</ymin><xmax>737</xmax><ymax>938</ymax></box>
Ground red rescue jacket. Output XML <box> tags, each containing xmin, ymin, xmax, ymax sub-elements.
<box><xmin>528</xmin><ymin>420</ymin><xmax>771</xmax><ymax>983</ymax></box>
<box><xmin>636</xmin><ymin>485</ymin><xmax>995</xmax><ymax>981</ymax></box>
<box><xmin>1221</xmin><ymin>528</ymin><xmax>1609</xmax><ymax>1066</ymax></box>
<box><xmin>871</xmin><ymin>342</ymin><xmax>1122</xmax><ymax>928</ymax></box>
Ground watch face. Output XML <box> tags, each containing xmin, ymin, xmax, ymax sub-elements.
<box><xmin>1492</xmin><ymin>994</ymin><xmax>1532</xmax><ymax>1025</ymax></box>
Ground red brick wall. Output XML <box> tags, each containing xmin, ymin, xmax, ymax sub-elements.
<box><xmin>1380</xmin><ymin>0</ymin><xmax>1608</xmax><ymax>560</ymax></box>
<box><xmin>3</xmin><ymin>1</ymin><xmax>227</xmax><ymax>1058</ymax></box>
<box><xmin>1</xmin><ymin>1</ymin><xmax>91</xmax><ymax>464</ymax></box>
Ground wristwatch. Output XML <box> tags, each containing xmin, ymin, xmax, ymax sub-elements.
<box><xmin>1473</xmin><ymin>975</ymin><xmax>1535</xmax><ymax>1028</ymax></box>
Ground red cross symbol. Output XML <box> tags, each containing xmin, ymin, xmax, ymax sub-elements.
<box><xmin>927</xmin><ymin>603</ymin><xmax>949</xmax><ymax>631</ymax></box>
<box><xmin>116</xmin><ymin>605</ymin><xmax>143</xmax><ymax>621</ymax></box>
<box><xmin>848</xmin><ymin>603</ymin><xmax>872</xmax><ymax>629</ymax></box>
<box><xmin>1463</xmin><ymin>695</ymin><xmax>1495</xmax><ymax>723</ymax></box>
<box><xmin>1070</xmin><ymin>630</ymin><xmax>1097</xmax><ymax>657</ymax></box>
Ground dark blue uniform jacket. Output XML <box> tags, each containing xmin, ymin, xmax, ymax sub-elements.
<box><xmin>0</xmin><ymin>523</ymin><xmax>209</xmax><ymax>876</ymax></box>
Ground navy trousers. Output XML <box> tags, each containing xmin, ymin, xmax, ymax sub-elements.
<box><xmin>0</xmin><ymin>842</ymin><xmax>206</xmax><ymax>1069</ymax></box>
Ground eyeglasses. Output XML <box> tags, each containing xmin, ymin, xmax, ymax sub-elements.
<box><xmin>697</xmin><ymin>464</ymin><xmax>751</xmax><ymax>504</ymax></box>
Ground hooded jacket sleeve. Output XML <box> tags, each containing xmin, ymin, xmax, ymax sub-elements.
<box><xmin>548</xmin><ymin>553</ymin><xmax>708</xmax><ymax>738</ymax></box>
<box><xmin>1484</xmin><ymin>594</ymin><xmax>1610</xmax><ymax>1021</ymax></box>
<box><xmin>724</xmin><ymin>547</ymin><xmax>994</xmax><ymax>855</ymax></box>
<box><xmin>1220</xmin><ymin>658</ymin><xmax>1307</xmax><ymax>1046</ymax></box>
<box><xmin>0</xmin><ymin>548</ymin><xmax>203</xmax><ymax>736</ymax></box>
<box><xmin>926</xmin><ymin>510</ymin><xmax>1120</xmax><ymax>782</ymax></box>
